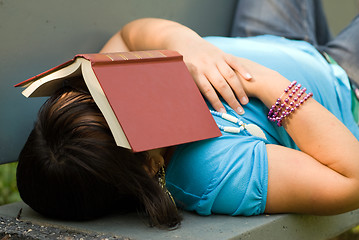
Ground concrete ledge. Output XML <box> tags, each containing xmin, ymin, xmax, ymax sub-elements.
<box><xmin>1</xmin><ymin>202</ymin><xmax>359</xmax><ymax>240</ymax></box>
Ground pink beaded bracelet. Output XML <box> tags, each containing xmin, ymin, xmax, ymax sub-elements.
<box><xmin>268</xmin><ymin>81</ymin><xmax>313</xmax><ymax>127</ymax></box>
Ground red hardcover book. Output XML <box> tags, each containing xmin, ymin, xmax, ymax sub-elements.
<box><xmin>15</xmin><ymin>50</ymin><xmax>221</xmax><ymax>152</ymax></box>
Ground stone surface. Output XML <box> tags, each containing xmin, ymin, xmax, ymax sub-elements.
<box><xmin>1</xmin><ymin>202</ymin><xmax>359</xmax><ymax>240</ymax></box>
<box><xmin>0</xmin><ymin>215</ymin><xmax>123</xmax><ymax>240</ymax></box>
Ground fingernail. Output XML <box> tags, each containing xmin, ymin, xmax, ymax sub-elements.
<box><xmin>237</xmin><ymin>107</ymin><xmax>245</xmax><ymax>115</ymax></box>
<box><xmin>218</xmin><ymin>108</ymin><xmax>226</xmax><ymax>113</ymax></box>
<box><xmin>241</xmin><ymin>96</ymin><xmax>249</xmax><ymax>105</ymax></box>
<box><xmin>245</xmin><ymin>73</ymin><xmax>252</xmax><ymax>79</ymax></box>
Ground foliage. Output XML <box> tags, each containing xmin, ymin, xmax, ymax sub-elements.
<box><xmin>0</xmin><ymin>162</ymin><xmax>21</xmax><ymax>205</ymax></box>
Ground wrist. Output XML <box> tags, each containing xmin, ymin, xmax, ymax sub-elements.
<box><xmin>253</xmin><ymin>74</ymin><xmax>291</xmax><ymax>108</ymax></box>
<box><xmin>268</xmin><ymin>81</ymin><xmax>314</xmax><ymax>126</ymax></box>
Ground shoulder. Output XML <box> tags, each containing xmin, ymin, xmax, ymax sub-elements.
<box><xmin>166</xmin><ymin>133</ymin><xmax>268</xmax><ymax>215</ymax></box>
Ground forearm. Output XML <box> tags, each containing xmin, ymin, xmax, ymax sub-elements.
<box><xmin>120</xmin><ymin>18</ymin><xmax>251</xmax><ymax>114</ymax></box>
<box><xmin>121</xmin><ymin>18</ymin><xmax>203</xmax><ymax>54</ymax></box>
<box><xmin>236</xmin><ymin>57</ymin><xmax>359</xmax><ymax>178</ymax></box>
<box><xmin>254</xmin><ymin>71</ymin><xmax>359</xmax><ymax>177</ymax></box>
<box><xmin>263</xmin><ymin>80</ymin><xmax>359</xmax><ymax>213</ymax></box>
<box><xmin>100</xmin><ymin>31</ymin><xmax>130</xmax><ymax>53</ymax></box>
<box><xmin>283</xmin><ymin>97</ymin><xmax>359</xmax><ymax>177</ymax></box>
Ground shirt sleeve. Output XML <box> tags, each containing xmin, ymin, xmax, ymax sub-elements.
<box><xmin>166</xmin><ymin>133</ymin><xmax>268</xmax><ymax>216</ymax></box>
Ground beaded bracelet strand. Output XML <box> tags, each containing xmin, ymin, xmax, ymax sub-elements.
<box><xmin>268</xmin><ymin>81</ymin><xmax>313</xmax><ymax>127</ymax></box>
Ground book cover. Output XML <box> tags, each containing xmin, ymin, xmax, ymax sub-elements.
<box><xmin>16</xmin><ymin>50</ymin><xmax>221</xmax><ymax>152</ymax></box>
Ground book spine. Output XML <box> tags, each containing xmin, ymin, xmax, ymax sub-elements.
<box><xmin>78</xmin><ymin>50</ymin><xmax>182</xmax><ymax>65</ymax></box>
<box><xmin>14</xmin><ymin>50</ymin><xmax>183</xmax><ymax>88</ymax></box>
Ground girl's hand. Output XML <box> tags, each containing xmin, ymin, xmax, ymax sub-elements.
<box><xmin>120</xmin><ymin>18</ymin><xmax>252</xmax><ymax>114</ymax></box>
<box><xmin>230</xmin><ymin>58</ymin><xmax>291</xmax><ymax>106</ymax></box>
<box><xmin>178</xmin><ymin>39</ymin><xmax>252</xmax><ymax>115</ymax></box>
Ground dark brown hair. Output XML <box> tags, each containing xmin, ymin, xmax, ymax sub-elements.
<box><xmin>17</xmin><ymin>86</ymin><xmax>181</xmax><ymax>228</ymax></box>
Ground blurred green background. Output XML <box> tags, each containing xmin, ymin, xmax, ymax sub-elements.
<box><xmin>323</xmin><ymin>0</ymin><xmax>358</xmax><ymax>36</ymax></box>
<box><xmin>0</xmin><ymin>162</ymin><xmax>21</xmax><ymax>205</ymax></box>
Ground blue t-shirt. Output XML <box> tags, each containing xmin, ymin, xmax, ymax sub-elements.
<box><xmin>166</xmin><ymin>35</ymin><xmax>359</xmax><ymax>216</ymax></box>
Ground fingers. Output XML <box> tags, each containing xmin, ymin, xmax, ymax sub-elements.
<box><xmin>225</xmin><ymin>54</ymin><xmax>253</xmax><ymax>84</ymax></box>
<box><xmin>233</xmin><ymin>61</ymin><xmax>252</xmax><ymax>81</ymax></box>
<box><xmin>206</xmin><ymin>66</ymin><xmax>245</xmax><ymax>115</ymax></box>
<box><xmin>184</xmin><ymin>45</ymin><xmax>252</xmax><ymax>115</ymax></box>
<box><xmin>195</xmin><ymin>75</ymin><xmax>227</xmax><ymax>113</ymax></box>
<box><xmin>217</xmin><ymin>60</ymin><xmax>249</xmax><ymax>106</ymax></box>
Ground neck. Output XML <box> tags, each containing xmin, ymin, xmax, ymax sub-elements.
<box><xmin>163</xmin><ymin>146</ymin><xmax>176</xmax><ymax>167</ymax></box>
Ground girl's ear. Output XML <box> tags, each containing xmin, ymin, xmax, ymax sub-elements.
<box><xmin>144</xmin><ymin>148</ymin><xmax>165</xmax><ymax>177</ymax></box>
<box><xmin>143</xmin><ymin>155</ymin><xmax>157</xmax><ymax>177</ymax></box>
